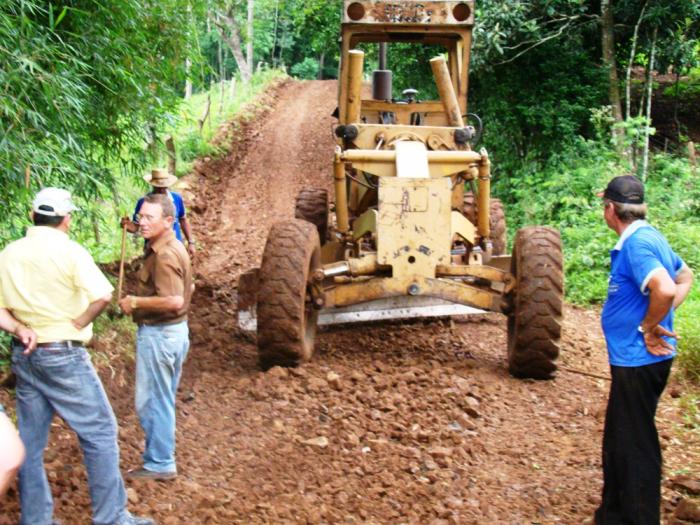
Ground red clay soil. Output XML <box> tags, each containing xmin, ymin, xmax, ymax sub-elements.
<box><xmin>2</xmin><ymin>79</ymin><xmax>699</xmax><ymax>524</ymax></box>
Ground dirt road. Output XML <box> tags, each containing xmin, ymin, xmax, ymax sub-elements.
<box><xmin>2</xmin><ymin>79</ymin><xmax>698</xmax><ymax>524</ymax></box>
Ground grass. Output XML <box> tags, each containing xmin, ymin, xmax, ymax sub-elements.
<box><xmin>677</xmin><ymin>287</ymin><xmax>700</xmax><ymax>382</ymax></box>
<box><xmin>161</xmin><ymin>69</ymin><xmax>287</xmax><ymax>177</ymax></box>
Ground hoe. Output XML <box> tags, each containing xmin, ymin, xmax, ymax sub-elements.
<box><xmin>238</xmin><ymin>0</ymin><xmax>563</xmax><ymax>379</ymax></box>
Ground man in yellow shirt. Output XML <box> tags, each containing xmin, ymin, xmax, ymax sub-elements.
<box><xmin>0</xmin><ymin>188</ymin><xmax>153</xmax><ymax>525</ymax></box>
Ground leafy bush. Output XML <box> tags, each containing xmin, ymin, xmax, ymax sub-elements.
<box><xmin>291</xmin><ymin>58</ymin><xmax>320</xmax><ymax>80</ymax></box>
<box><xmin>0</xmin><ymin>0</ymin><xmax>199</xmax><ymax>237</ymax></box>
<box><xmin>178</xmin><ymin>133</ymin><xmax>218</xmax><ymax>163</ymax></box>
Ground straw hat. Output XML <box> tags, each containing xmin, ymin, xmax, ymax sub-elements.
<box><xmin>143</xmin><ymin>168</ymin><xmax>177</xmax><ymax>188</ymax></box>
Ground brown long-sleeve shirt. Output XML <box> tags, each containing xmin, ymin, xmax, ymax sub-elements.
<box><xmin>133</xmin><ymin>230</ymin><xmax>192</xmax><ymax>325</ymax></box>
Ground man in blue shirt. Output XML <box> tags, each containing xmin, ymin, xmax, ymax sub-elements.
<box><xmin>121</xmin><ymin>168</ymin><xmax>196</xmax><ymax>258</ymax></box>
<box><xmin>595</xmin><ymin>175</ymin><xmax>693</xmax><ymax>525</ymax></box>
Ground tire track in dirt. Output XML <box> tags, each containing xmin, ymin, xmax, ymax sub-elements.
<box><xmin>2</xmin><ymin>79</ymin><xmax>698</xmax><ymax>525</ymax></box>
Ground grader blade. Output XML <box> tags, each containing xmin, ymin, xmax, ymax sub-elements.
<box><xmin>237</xmin><ymin>294</ymin><xmax>484</xmax><ymax>332</ymax></box>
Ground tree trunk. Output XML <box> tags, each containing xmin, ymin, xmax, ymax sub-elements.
<box><xmin>625</xmin><ymin>1</ymin><xmax>647</xmax><ymax>120</ymax></box>
<box><xmin>185</xmin><ymin>58</ymin><xmax>192</xmax><ymax>99</ymax></box>
<box><xmin>640</xmin><ymin>26</ymin><xmax>657</xmax><ymax>182</ymax></box>
<box><xmin>215</xmin><ymin>13</ymin><xmax>252</xmax><ymax>83</ymax></box>
<box><xmin>198</xmin><ymin>95</ymin><xmax>211</xmax><ymax>133</ymax></box>
<box><xmin>247</xmin><ymin>0</ymin><xmax>254</xmax><ymax>75</ymax></box>
<box><xmin>688</xmin><ymin>142</ymin><xmax>697</xmax><ymax>177</ymax></box>
<box><xmin>218</xmin><ymin>37</ymin><xmax>225</xmax><ymax>114</ymax></box>
<box><xmin>270</xmin><ymin>0</ymin><xmax>279</xmax><ymax>66</ymax></box>
<box><xmin>318</xmin><ymin>52</ymin><xmax>325</xmax><ymax>80</ymax></box>
<box><xmin>673</xmin><ymin>70</ymin><xmax>681</xmax><ymax>142</ymax></box>
<box><xmin>165</xmin><ymin>135</ymin><xmax>176</xmax><ymax>175</ymax></box>
<box><xmin>91</xmin><ymin>211</ymin><xmax>101</xmax><ymax>243</ymax></box>
<box><xmin>601</xmin><ymin>0</ymin><xmax>623</xmax><ymax>147</ymax></box>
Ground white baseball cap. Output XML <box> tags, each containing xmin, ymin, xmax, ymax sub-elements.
<box><xmin>32</xmin><ymin>188</ymin><xmax>79</xmax><ymax>216</ymax></box>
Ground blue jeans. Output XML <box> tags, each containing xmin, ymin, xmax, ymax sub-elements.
<box><xmin>11</xmin><ymin>343</ymin><xmax>131</xmax><ymax>525</ymax></box>
<box><xmin>136</xmin><ymin>321</ymin><xmax>189</xmax><ymax>473</ymax></box>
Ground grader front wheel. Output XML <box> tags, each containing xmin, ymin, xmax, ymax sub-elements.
<box><xmin>507</xmin><ymin>226</ymin><xmax>563</xmax><ymax>379</ymax></box>
<box><xmin>256</xmin><ymin>219</ymin><xmax>321</xmax><ymax>369</ymax></box>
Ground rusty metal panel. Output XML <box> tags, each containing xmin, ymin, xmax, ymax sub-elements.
<box><xmin>343</xmin><ymin>1</ymin><xmax>475</xmax><ymax>25</ymax></box>
<box><xmin>377</xmin><ymin>177</ymin><xmax>451</xmax><ymax>279</ymax></box>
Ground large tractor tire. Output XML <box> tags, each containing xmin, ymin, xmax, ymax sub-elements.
<box><xmin>256</xmin><ymin>219</ymin><xmax>321</xmax><ymax>370</ymax></box>
<box><xmin>294</xmin><ymin>188</ymin><xmax>329</xmax><ymax>244</ymax></box>
<box><xmin>507</xmin><ymin>226</ymin><xmax>563</xmax><ymax>379</ymax></box>
<box><xmin>463</xmin><ymin>192</ymin><xmax>507</xmax><ymax>255</ymax></box>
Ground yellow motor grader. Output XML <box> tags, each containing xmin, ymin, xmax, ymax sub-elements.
<box><xmin>238</xmin><ymin>0</ymin><xmax>563</xmax><ymax>379</ymax></box>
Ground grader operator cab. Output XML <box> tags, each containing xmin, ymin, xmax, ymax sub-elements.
<box><xmin>238</xmin><ymin>0</ymin><xmax>564</xmax><ymax>379</ymax></box>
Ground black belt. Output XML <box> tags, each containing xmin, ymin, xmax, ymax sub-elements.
<box><xmin>13</xmin><ymin>339</ymin><xmax>84</xmax><ymax>349</ymax></box>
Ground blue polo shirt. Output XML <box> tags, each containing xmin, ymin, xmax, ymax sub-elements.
<box><xmin>601</xmin><ymin>220</ymin><xmax>684</xmax><ymax>367</ymax></box>
<box><xmin>133</xmin><ymin>190</ymin><xmax>186</xmax><ymax>242</ymax></box>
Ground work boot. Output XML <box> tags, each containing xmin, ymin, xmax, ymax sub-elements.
<box><xmin>127</xmin><ymin>467</ymin><xmax>177</xmax><ymax>481</ymax></box>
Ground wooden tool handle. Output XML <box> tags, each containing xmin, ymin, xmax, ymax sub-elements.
<box><xmin>117</xmin><ymin>223</ymin><xmax>127</xmax><ymax>300</ymax></box>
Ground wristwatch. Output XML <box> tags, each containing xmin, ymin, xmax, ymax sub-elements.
<box><xmin>638</xmin><ymin>325</ymin><xmax>647</xmax><ymax>334</ymax></box>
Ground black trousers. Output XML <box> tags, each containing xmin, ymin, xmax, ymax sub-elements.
<box><xmin>595</xmin><ymin>359</ymin><xmax>673</xmax><ymax>525</ymax></box>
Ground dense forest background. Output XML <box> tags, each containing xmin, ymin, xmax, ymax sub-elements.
<box><xmin>1</xmin><ymin>0</ymin><xmax>699</xmax><ymax>376</ymax></box>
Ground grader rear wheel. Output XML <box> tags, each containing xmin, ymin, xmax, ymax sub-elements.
<box><xmin>295</xmin><ymin>188</ymin><xmax>329</xmax><ymax>244</ymax></box>
<box><xmin>507</xmin><ymin>226</ymin><xmax>563</xmax><ymax>379</ymax></box>
<box><xmin>463</xmin><ymin>192</ymin><xmax>507</xmax><ymax>255</ymax></box>
<box><xmin>256</xmin><ymin>219</ymin><xmax>321</xmax><ymax>369</ymax></box>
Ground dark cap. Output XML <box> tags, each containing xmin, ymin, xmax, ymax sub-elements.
<box><xmin>598</xmin><ymin>175</ymin><xmax>644</xmax><ymax>204</ymax></box>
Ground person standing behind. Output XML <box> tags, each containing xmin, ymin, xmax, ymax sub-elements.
<box><xmin>595</xmin><ymin>175</ymin><xmax>694</xmax><ymax>525</ymax></box>
<box><xmin>0</xmin><ymin>402</ymin><xmax>25</xmax><ymax>499</ymax></box>
<box><xmin>0</xmin><ymin>188</ymin><xmax>153</xmax><ymax>525</ymax></box>
<box><xmin>118</xmin><ymin>193</ymin><xmax>192</xmax><ymax>481</ymax></box>
<box><xmin>121</xmin><ymin>168</ymin><xmax>196</xmax><ymax>257</ymax></box>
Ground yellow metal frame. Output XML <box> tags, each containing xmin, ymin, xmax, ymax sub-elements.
<box><xmin>317</xmin><ymin>0</ymin><xmax>509</xmax><ymax>315</ymax></box>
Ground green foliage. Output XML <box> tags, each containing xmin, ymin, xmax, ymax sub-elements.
<box><xmin>662</xmin><ymin>70</ymin><xmax>700</xmax><ymax>98</ymax></box>
<box><xmin>471</xmin><ymin>33</ymin><xmax>605</xmax><ymax>173</ymax></box>
<box><xmin>676</xmin><ymin>289</ymin><xmax>700</xmax><ymax>382</ymax></box>
<box><xmin>0</xmin><ymin>0</ymin><xmax>200</xmax><ymax>246</ymax></box>
<box><xmin>0</xmin><ymin>333</ymin><xmax>10</xmax><ymax>369</ymax></box>
<box><xmin>291</xmin><ymin>57</ymin><xmax>320</xmax><ymax>80</ymax></box>
<box><xmin>286</xmin><ymin>0</ymin><xmax>342</xmax><ymax>69</ymax></box>
<box><xmin>386</xmin><ymin>44</ymin><xmax>442</xmax><ymax>100</ymax></box>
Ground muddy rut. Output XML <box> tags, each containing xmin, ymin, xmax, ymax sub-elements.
<box><xmin>2</xmin><ymin>79</ymin><xmax>699</xmax><ymax>525</ymax></box>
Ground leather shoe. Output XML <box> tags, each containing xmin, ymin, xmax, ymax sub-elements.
<box><xmin>127</xmin><ymin>467</ymin><xmax>177</xmax><ymax>481</ymax></box>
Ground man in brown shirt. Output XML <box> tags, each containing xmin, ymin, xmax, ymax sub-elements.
<box><xmin>119</xmin><ymin>193</ymin><xmax>192</xmax><ymax>480</ymax></box>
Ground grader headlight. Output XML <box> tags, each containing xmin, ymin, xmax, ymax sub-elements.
<box><xmin>347</xmin><ymin>2</ymin><xmax>365</xmax><ymax>21</ymax></box>
<box><xmin>453</xmin><ymin>3</ymin><xmax>471</xmax><ymax>21</ymax></box>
